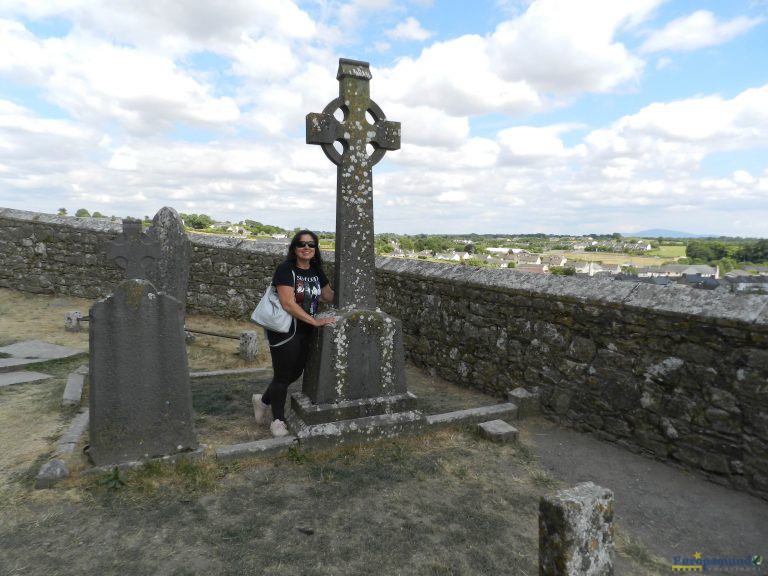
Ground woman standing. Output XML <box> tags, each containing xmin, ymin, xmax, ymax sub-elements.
<box><xmin>253</xmin><ymin>230</ymin><xmax>336</xmax><ymax>437</ymax></box>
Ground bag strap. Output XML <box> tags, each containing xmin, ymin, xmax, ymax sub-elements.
<box><xmin>269</xmin><ymin>269</ymin><xmax>297</xmax><ymax>348</ymax></box>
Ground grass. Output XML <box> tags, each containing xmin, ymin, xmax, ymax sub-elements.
<box><xmin>556</xmin><ymin>251</ymin><xmax>673</xmax><ymax>267</ymax></box>
<box><xmin>0</xmin><ymin>286</ymin><xmax>670</xmax><ymax>576</ymax></box>
<box><xmin>648</xmin><ymin>245</ymin><xmax>686</xmax><ymax>259</ymax></box>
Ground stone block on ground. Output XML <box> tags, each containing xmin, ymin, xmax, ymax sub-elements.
<box><xmin>62</xmin><ymin>371</ymin><xmax>86</xmax><ymax>406</ymax></box>
<box><xmin>539</xmin><ymin>482</ymin><xmax>614</xmax><ymax>576</ymax></box>
<box><xmin>239</xmin><ymin>331</ymin><xmax>258</xmax><ymax>360</ymax></box>
<box><xmin>35</xmin><ymin>459</ymin><xmax>70</xmax><ymax>489</ymax></box>
<box><xmin>0</xmin><ymin>371</ymin><xmax>52</xmax><ymax>387</ymax></box>
<box><xmin>478</xmin><ymin>419</ymin><xmax>518</xmax><ymax>443</ymax></box>
<box><xmin>65</xmin><ymin>311</ymin><xmax>83</xmax><ymax>332</ymax></box>
<box><xmin>507</xmin><ymin>386</ymin><xmax>540</xmax><ymax>419</ymax></box>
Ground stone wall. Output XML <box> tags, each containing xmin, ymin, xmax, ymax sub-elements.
<box><xmin>2</xmin><ymin>208</ymin><xmax>767</xmax><ymax>498</ymax></box>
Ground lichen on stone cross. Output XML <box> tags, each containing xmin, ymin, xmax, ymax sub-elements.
<box><xmin>306</xmin><ymin>58</ymin><xmax>401</xmax><ymax>310</ymax></box>
<box><xmin>105</xmin><ymin>218</ymin><xmax>160</xmax><ymax>281</ymax></box>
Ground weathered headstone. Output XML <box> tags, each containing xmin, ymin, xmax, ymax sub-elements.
<box><xmin>146</xmin><ymin>206</ymin><xmax>190</xmax><ymax>308</ymax></box>
<box><xmin>88</xmin><ymin>219</ymin><xmax>196</xmax><ymax>465</ymax></box>
<box><xmin>290</xmin><ymin>58</ymin><xmax>417</xmax><ymax>439</ymax></box>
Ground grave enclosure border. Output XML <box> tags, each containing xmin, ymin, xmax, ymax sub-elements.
<box><xmin>1</xmin><ymin>207</ymin><xmax>767</xmax><ymax>499</ymax></box>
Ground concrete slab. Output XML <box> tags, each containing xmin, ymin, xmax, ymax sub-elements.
<box><xmin>0</xmin><ymin>340</ymin><xmax>85</xmax><ymax>359</ymax></box>
<box><xmin>0</xmin><ymin>341</ymin><xmax>85</xmax><ymax>373</ymax></box>
<box><xmin>0</xmin><ymin>358</ymin><xmax>45</xmax><ymax>373</ymax></box>
<box><xmin>0</xmin><ymin>371</ymin><xmax>52</xmax><ymax>387</ymax></box>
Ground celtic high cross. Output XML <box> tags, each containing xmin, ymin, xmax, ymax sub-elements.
<box><xmin>306</xmin><ymin>58</ymin><xmax>401</xmax><ymax>310</ymax></box>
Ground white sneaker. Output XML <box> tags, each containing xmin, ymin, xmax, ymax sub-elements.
<box><xmin>252</xmin><ymin>394</ymin><xmax>269</xmax><ymax>424</ymax></box>
<box><xmin>270</xmin><ymin>419</ymin><xmax>289</xmax><ymax>438</ymax></box>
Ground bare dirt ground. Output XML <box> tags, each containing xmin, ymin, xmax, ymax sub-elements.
<box><xmin>0</xmin><ymin>287</ymin><xmax>690</xmax><ymax>575</ymax></box>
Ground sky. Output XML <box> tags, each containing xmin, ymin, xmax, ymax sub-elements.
<box><xmin>1</xmin><ymin>1</ymin><xmax>767</xmax><ymax>237</ymax></box>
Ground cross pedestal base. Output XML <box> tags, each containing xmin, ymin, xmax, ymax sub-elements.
<box><xmin>302</xmin><ymin>309</ymin><xmax>410</xmax><ymax>403</ymax></box>
<box><xmin>289</xmin><ymin>308</ymin><xmax>420</xmax><ymax>445</ymax></box>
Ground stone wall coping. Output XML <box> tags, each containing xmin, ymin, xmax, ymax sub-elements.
<box><xmin>3</xmin><ymin>207</ymin><xmax>766</xmax><ymax>327</ymax></box>
<box><xmin>0</xmin><ymin>207</ymin><xmax>122</xmax><ymax>233</ymax></box>
<box><xmin>376</xmin><ymin>256</ymin><xmax>768</xmax><ymax>327</ymax></box>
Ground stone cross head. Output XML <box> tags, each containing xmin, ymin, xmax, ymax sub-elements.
<box><xmin>106</xmin><ymin>218</ymin><xmax>161</xmax><ymax>281</ymax></box>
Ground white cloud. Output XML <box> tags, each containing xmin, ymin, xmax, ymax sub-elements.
<box><xmin>0</xmin><ymin>23</ymin><xmax>241</xmax><ymax>134</ymax></box>
<box><xmin>489</xmin><ymin>0</ymin><xmax>661</xmax><ymax>93</ymax></box>
<box><xmin>385</xmin><ymin>17</ymin><xmax>433</xmax><ymax>41</ymax></box>
<box><xmin>378</xmin><ymin>35</ymin><xmax>542</xmax><ymax>117</ymax></box>
<box><xmin>497</xmin><ymin>124</ymin><xmax>584</xmax><ymax>164</ymax></box>
<box><xmin>0</xmin><ymin>1</ymin><xmax>317</xmax><ymax>55</ymax></box>
<box><xmin>640</xmin><ymin>10</ymin><xmax>764</xmax><ymax>53</ymax></box>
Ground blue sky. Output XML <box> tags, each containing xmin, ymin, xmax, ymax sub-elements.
<box><xmin>0</xmin><ymin>0</ymin><xmax>766</xmax><ymax>236</ymax></box>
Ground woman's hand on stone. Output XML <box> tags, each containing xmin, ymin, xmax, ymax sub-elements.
<box><xmin>315</xmin><ymin>316</ymin><xmax>337</xmax><ymax>327</ymax></box>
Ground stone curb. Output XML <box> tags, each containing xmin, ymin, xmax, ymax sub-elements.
<box><xmin>190</xmin><ymin>368</ymin><xmax>272</xmax><ymax>379</ymax></box>
<box><xmin>56</xmin><ymin>409</ymin><xmax>89</xmax><ymax>455</ymax></box>
<box><xmin>426</xmin><ymin>403</ymin><xmax>518</xmax><ymax>428</ymax></box>
<box><xmin>215</xmin><ymin>436</ymin><xmax>297</xmax><ymax>460</ymax></box>
<box><xmin>81</xmin><ymin>447</ymin><xmax>207</xmax><ymax>476</ymax></box>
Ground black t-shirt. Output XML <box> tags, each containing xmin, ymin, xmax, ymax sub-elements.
<box><xmin>272</xmin><ymin>260</ymin><xmax>329</xmax><ymax>318</ymax></box>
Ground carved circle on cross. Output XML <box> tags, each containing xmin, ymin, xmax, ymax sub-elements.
<box><xmin>319</xmin><ymin>97</ymin><xmax>389</xmax><ymax>167</ymax></box>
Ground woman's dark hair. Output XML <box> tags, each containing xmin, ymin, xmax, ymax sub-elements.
<box><xmin>286</xmin><ymin>229</ymin><xmax>324</xmax><ymax>271</ymax></box>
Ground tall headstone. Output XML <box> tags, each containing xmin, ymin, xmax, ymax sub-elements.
<box><xmin>146</xmin><ymin>206</ymin><xmax>190</xmax><ymax>309</ymax></box>
<box><xmin>289</xmin><ymin>58</ymin><xmax>417</xmax><ymax>437</ymax></box>
<box><xmin>88</xmin><ymin>218</ymin><xmax>197</xmax><ymax>465</ymax></box>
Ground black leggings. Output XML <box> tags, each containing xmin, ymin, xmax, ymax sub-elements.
<box><xmin>262</xmin><ymin>322</ymin><xmax>313</xmax><ymax>421</ymax></box>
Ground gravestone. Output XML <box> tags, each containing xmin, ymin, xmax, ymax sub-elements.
<box><xmin>289</xmin><ymin>58</ymin><xmax>418</xmax><ymax>439</ymax></box>
<box><xmin>146</xmin><ymin>206</ymin><xmax>190</xmax><ymax>310</ymax></box>
<box><xmin>88</xmin><ymin>217</ymin><xmax>197</xmax><ymax>465</ymax></box>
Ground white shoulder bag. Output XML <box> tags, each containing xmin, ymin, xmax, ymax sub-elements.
<box><xmin>250</xmin><ymin>271</ymin><xmax>295</xmax><ymax>333</ymax></box>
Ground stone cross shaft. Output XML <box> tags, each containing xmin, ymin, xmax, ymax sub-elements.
<box><xmin>306</xmin><ymin>58</ymin><xmax>400</xmax><ymax>310</ymax></box>
<box><xmin>105</xmin><ymin>218</ymin><xmax>160</xmax><ymax>281</ymax></box>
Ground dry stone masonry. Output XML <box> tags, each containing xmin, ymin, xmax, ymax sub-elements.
<box><xmin>1</xmin><ymin>206</ymin><xmax>767</xmax><ymax>498</ymax></box>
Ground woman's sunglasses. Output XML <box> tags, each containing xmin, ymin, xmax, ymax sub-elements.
<box><xmin>296</xmin><ymin>241</ymin><xmax>317</xmax><ymax>248</ymax></box>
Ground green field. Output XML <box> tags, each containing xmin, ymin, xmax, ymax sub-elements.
<box><xmin>648</xmin><ymin>245</ymin><xmax>686</xmax><ymax>258</ymax></box>
<box><xmin>555</xmin><ymin>252</ymin><xmax>672</xmax><ymax>267</ymax></box>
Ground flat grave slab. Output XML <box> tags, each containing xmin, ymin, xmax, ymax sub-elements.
<box><xmin>0</xmin><ymin>340</ymin><xmax>85</xmax><ymax>359</ymax></box>
<box><xmin>0</xmin><ymin>371</ymin><xmax>52</xmax><ymax>387</ymax></box>
<box><xmin>0</xmin><ymin>340</ymin><xmax>86</xmax><ymax>373</ymax></box>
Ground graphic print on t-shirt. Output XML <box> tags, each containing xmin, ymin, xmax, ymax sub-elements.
<box><xmin>294</xmin><ymin>272</ymin><xmax>322</xmax><ymax>316</ymax></box>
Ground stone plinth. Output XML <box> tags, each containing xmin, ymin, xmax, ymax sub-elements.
<box><xmin>302</xmin><ymin>309</ymin><xmax>407</xmax><ymax>404</ymax></box>
<box><xmin>88</xmin><ymin>279</ymin><xmax>197</xmax><ymax>465</ymax></box>
<box><xmin>539</xmin><ymin>482</ymin><xmax>614</xmax><ymax>576</ymax></box>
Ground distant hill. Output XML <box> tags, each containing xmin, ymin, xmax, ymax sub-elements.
<box><xmin>627</xmin><ymin>229</ymin><xmax>708</xmax><ymax>238</ymax></box>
